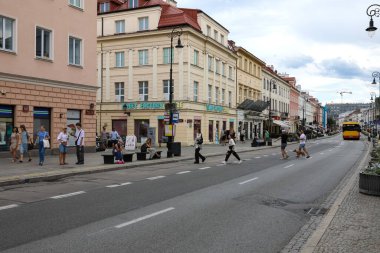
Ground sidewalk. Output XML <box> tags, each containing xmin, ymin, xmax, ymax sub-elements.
<box><xmin>0</xmin><ymin>139</ymin><xmax>283</xmax><ymax>187</ymax></box>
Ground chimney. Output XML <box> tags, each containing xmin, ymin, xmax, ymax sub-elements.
<box><xmin>164</xmin><ymin>0</ymin><xmax>177</xmax><ymax>6</ymax></box>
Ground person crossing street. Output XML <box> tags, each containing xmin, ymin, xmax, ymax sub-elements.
<box><xmin>222</xmin><ymin>135</ymin><xmax>242</xmax><ymax>164</ymax></box>
<box><xmin>194</xmin><ymin>129</ymin><xmax>206</xmax><ymax>164</ymax></box>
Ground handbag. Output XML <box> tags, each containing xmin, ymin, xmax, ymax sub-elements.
<box><xmin>43</xmin><ymin>139</ymin><xmax>50</xmax><ymax>149</ymax></box>
<box><xmin>28</xmin><ymin>143</ymin><xmax>34</xmax><ymax>150</ymax></box>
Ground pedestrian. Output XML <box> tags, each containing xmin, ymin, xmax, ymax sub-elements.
<box><xmin>265</xmin><ymin>130</ymin><xmax>270</xmax><ymax>144</ymax></box>
<box><xmin>75</xmin><ymin>122</ymin><xmax>85</xmax><ymax>165</ymax></box>
<box><xmin>229</xmin><ymin>127</ymin><xmax>236</xmax><ymax>140</ymax></box>
<box><xmin>145</xmin><ymin>137</ymin><xmax>159</xmax><ymax>160</ymax></box>
<box><xmin>57</xmin><ymin>127</ymin><xmax>69</xmax><ymax>165</ymax></box>
<box><xmin>114</xmin><ymin>142</ymin><xmax>124</xmax><ymax>164</ymax></box>
<box><xmin>9</xmin><ymin>126</ymin><xmax>20</xmax><ymax>163</ymax></box>
<box><xmin>223</xmin><ymin>135</ymin><xmax>242</xmax><ymax>164</ymax></box>
<box><xmin>280</xmin><ymin>129</ymin><xmax>289</xmax><ymax>159</ymax></box>
<box><xmin>19</xmin><ymin>125</ymin><xmax>32</xmax><ymax>163</ymax></box>
<box><xmin>194</xmin><ymin>128</ymin><xmax>205</xmax><ymax>164</ymax></box>
<box><xmin>240</xmin><ymin>128</ymin><xmax>245</xmax><ymax>143</ymax></box>
<box><xmin>109</xmin><ymin>128</ymin><xmax>120</xmax><ymax>148</ymax></box>
<box><xmin>36</xmin><ymin>126</ymin><xmax>50</xmax><ymax>166</ymax></box>
<box><xmin>298</xmin><ymin>130</ymin><xmax>310</xmax><ymax>158</ymax></box>
<box><xmin>101</xmin><ymin>126</ymin><xmax>108</xmax><ymax>150</ymax></box>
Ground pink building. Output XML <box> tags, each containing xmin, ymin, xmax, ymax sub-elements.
<box><xmin>0</xmin><ymin>0</ymin><xmax>97</xmax><ymax>154</ymax></box>
<box><xmin>283</xmin><ymin>76</ymin><xmax>300</xmax><ymax>132</ymax></box>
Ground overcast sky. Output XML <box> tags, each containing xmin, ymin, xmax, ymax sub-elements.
<box><xmin>178</xmin><ymin>0</ymin><xmax>380</xmax><ymax>105</ymax></box>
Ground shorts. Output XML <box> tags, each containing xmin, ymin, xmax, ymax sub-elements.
<box><xmin>299</xmin><ymin>144</ymin><xmax>306</xmax><ymax>150</ymax></box>
<box><xmin>281</xmin><ymin>143</ymin><xmax>287</xmax><ymax>150</ymax></box>
<box><xmin>59</xmin><ymin>144</ymin><xmax>67</xmax><ymax>153</ymax></box>
<box><xmin>20</xmin><ymin>143</ymin><xmax>28</xmax><ymax>154</ymax></box>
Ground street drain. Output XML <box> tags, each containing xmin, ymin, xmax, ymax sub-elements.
<box><xmin>261</xmin><ymin>199</ymin><xmax>289</xmax><ymax>208</ymax></box>
<box><xmin>305</xmin><ymin>207</ymin><xmax>329</xmax><ymax>216</ymax></box>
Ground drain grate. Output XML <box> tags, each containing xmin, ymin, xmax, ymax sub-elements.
<box><xmin>305</xmin><ymin>207</ymin><xmax>329</xmax><ymax>216</ymax></box>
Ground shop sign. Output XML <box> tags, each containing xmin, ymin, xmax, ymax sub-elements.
<box><xmin>123</xmin><ymin>102</ymin><xmax>184</xmax><ymax>110</ymax></box>
<box><xmin>206</xmin><ymin>104</ymin><xmax>224</xmax><ymax>113</ymax></box>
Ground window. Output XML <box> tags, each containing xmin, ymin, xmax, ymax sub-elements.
<box><xmin>215</xmin><ymin>60</ymin><xmax>220</xmax><ymax>74</ymax></box>
<box><xmin>222</xmin><ymin>62</ymin><xmax>226</xmax><ymax>76</ymax></box>
<box><xmin>115</xmin><ymin>20</ymin><xmax>125</xmax><ymax>33</ymax></box>
<box><xmin>228</xmin><ymin>66</ymin><xmax>233</xmax><ymax>79</ymax></box>
<box><xmin>208</xmin><ymin>55</ymin><xmax>213</xmax><ymax>71</ymax></box>
<box><xmin>139</xmin><ymin>81</ymin><xmax>148</xmax><ymax>101</ymax></box>
<box><xmin>194</xmin><ymin>81</ymin><xmax>199</xmax><ymax>102</ymax></box>
<box><xmin>69</xmin><ymin>0</ymin><xmax>83</xmax><ymax>9</ymax></box>
<box><xmin>207</xmin><ymin>25</ymin><xmax>211</xmax><ymax>36</ymax></box>
<box><xmin>129</xmin><ymin>0</ymin><xmax>138</xmax><ymax>8</ymax></box>
<box><xmin>208</xmin><ymin>85</ymin><xmax>212</xmax><ymax>104</ymax></box>
<box><xmin>0</xmin><ymin>16</ymin><xmax>15</xmax><ymax>51</ymax></box>
<box><xmin>228</xmin><ymin>91</ymin><xmax>232</xmax><ymax>108</ymax></box>
<box><xmin>138</xmin><ymin>49</ymin><xmax>148</xmax><ymax>65</ymax></box>
<box><xmin>68</xmin><ymin>36</ymin><xmax>81</xmax><ymax>66</ymax></box>
<box><xmin>221</xmin><ymin>89</ymin><xmax>225</xmax><ymax>105</ymax></box>
<box><xmin>163</xmin><ymin>80</ymin><xmax>170</xmax><ymax>100</ymax></box>
<box><xmin>220</xmin><ymin>34</ymin><xmax>225</xmax><ymax>45</ymax></box>
<box><xmin>115</xmin><ymin>51</ymin><xmax>124</xmax><ymax>67</ymax></box>
<box><xmin>36</xmin><ymin>27</ymin><xmax>51</xmax><ymax>59</ymax></box>
<box><xmin>239</xmin><ymin>88</ymin><xmax>242</xmax><ymax>103</ymax></box>
<box><xmin>99</xmin><ymin>2</ymin><xmax>109</xmax><ymax>12</ymax></box>
<box><xmin>138</xmin><ymin>17</ymin><xmax>149</xmax><ymax>31</ymax></box>
<box><xmin>215</xmin><ymin>87</ymin><xmax>219</xmax><ymax>105</ymax></box>
<box><xmin>193</xmin><ymin>50</ymin><xmax>199</xmax><ymax>65</ymax></box>
<box><xmin>115</xmin><ymin>82</ymin><xmax>124</xmax><ymax>102</ymax></box>
<box><xmin>163</xmin><ymin>47</ymin><xmax>173</xmax><ymax>64</ymax></box>
<box><xmin>214</xmin><ymin>30</ymin><xmax>218</xmax><ymax>40</ymax></box>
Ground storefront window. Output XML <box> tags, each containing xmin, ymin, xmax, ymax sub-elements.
<box><xmin>67</xmin><ymin>109</ymin><xmax>81</xmax><ymax>147</ymax></box>
<box><xmin>112</xmin><ymin>119</ymin><xmax>128</xmax><ymax>137</ymax></box>
<box><xmin>134</xmin><ymin>119</ymin><xmax>149</xmax><ymax>143</ymax></box>
<box><xmin>208</xmin><ymin>120</ymin><xmax>214</xmax><ymax>142</ymax></box>
<box><xmin>33</xmin><ymin>107</ymin><xmax>51</xmax><ymax>144</ymax></box>
<box><xmin>0</xmin><ymin>105</ymin><xmax>14</xmax><ymax>152</ymax></box>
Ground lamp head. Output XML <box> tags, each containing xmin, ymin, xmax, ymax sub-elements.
<box><xmin>372</xmin><ymin>77</ymin><xmax>377</xmax><ymax>85</ymax></box>
<box><xmin>366</xmin><ymin>17</ymin><xmax>377</xmax><ymax>37</ymax></box>
<box><xmin>175</xmin><ymin>37</ymin><xmax>184</xmax><ymax>48</ymax></box>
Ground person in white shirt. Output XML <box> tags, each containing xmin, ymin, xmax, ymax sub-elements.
<box><xmin>75</xmin><ymin>122</ymin><xmax>85</xmax><ymax>165</ymax></box>
<box><xmin>194</xmin><ymin>129</ymin><xmax>205</xmax><ymax>164</ymax></box>
<box><xmin>223</xmin><ymin>135</ymin><xmax>242</xmax><ymax>164</ymax></box>
<box><xmin>57</xmin><ymin>127</ymin><xmax>69</xmax><ymax>165</ymax></box>
<box><xmin>298</xmin><ymin>130</ymin><xmax>310</xmax><ymax>158</ymax></box>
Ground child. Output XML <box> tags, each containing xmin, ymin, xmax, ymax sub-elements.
<box><xmin>114</xmin><ymin>142</ymin><xmax>124</xmax><ymax>164</ymax></box>
<box><xmin>223</xmin><ymin>135</ymin><xmax>242</xmax><ymax>164</ymax></box>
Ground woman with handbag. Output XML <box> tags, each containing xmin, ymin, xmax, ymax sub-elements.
<box><xmin>36</xmin><ymin>125</ymin><xmax>50</xmax><ymax>166</ymax></box>
<box><xmin>57</xmin><ymin>127</ymin><xmax>69</xmax><ymax>165</ymax></box>
<box><xmin>9</xmin><ymin>127</ymin><xmax>20</xmax><ymax>163</ymax></box>
<box><xmin>19</xmin><ymin>125</ymin><xmax>32</xmax><ymax>163</ymax></box>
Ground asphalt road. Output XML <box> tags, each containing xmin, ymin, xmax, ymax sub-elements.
<box><xmin>0</xmin><ymin>135</ymin><xmax>368</xmax><ymax>253</ymax></box>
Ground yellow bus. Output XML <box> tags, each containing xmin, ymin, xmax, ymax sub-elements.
<box><xmin>342</xmin><ymin>122</ymin><xmax>361</xmax><ymax>140</ymax></box>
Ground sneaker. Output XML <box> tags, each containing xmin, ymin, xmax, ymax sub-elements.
<box><xmin>222</xmin><ymin>161</ymin><xmax>226</xmax><ymax>165</ymax></box>
<box><xmin>194</xmin><ymin>161</ymin><xmax>200</xmax><ymax>164</ymax></box>
<box><xmin>238</xmin><ymin>160</ymin><xmax>242</xmax><ymax>164</ymax></box>
<box><xmin>306</xmin><ymin>156</ymin><xmax>310</xmax><ymax>158</ymax></box>
<box><xmin>202</xmin><ymin>157</ymin><xmax>206</xmax><ymax>163</ymax></box>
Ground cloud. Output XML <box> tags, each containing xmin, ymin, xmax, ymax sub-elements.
<box><xmin>317</xmin><ymin>58</ymin><xmax>368</xmax><ymax>80</ymax></box>
<box><xmin>280</xmin><ymin>55</ymin><xmax>314</xmax><ymax>69</ymax></box>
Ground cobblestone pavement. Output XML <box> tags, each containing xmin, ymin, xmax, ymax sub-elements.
<box><xmin>313</xmin><ymin>175</ymin><xmax>380</xmax><ymax>253</ymax></box>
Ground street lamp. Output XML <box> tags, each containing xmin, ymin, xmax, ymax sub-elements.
<box><xmin>366</xmin><ymin>4</ymin><xmax>380</xmax><ymax>37</ymax></box>
<box><xmin>371</xmin><ymin>92</ymin><xmax>376</xmax><ymax>138</ymax></box>
<box><xmin>268</xmin><ymin>79</ymin><xmax>277</xmax><ymax>136</ymax></box>
<box><xmin>302</xmin><ymin>96</ymin><xmax>309</xmax><ymax>129</ymax></box>
<box><xmin>167</xmin><ymin>27</ymin><xmax>184</xmax><ymax>158</ymax></box>
<box><xmin>371</xmin><ymin>71</ymin><xmax>380</xmax><ymax>137</ymax></box>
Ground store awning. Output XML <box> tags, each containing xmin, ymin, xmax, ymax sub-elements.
<box><xmin>237</xmin><ymin>99</ymin><xmax>268</xmax><ymax>112</ymax></box>
<box><xmin>273</xmin><ymin>120</ymin><xmax>290</xmax><ymax>129</ymax></box>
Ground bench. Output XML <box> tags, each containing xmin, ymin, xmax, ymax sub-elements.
<box><xmin>137</xmin><ymin>151</ymin><xmax>162</xmax><ymax>160</ymax></box>
<box><xmin>123</xmin><ymin>153</ymin><xmax>135</xmax><ymax>163</ymax></box>
<box><xmin>102</xmin><ymin>154</ymin><xmax>115</xmax><ymax>164</ymax></box>
<box><xmin>251</xmin><ymin>139</ymin><xmax>266</xmax><ymax>147</ymax></box>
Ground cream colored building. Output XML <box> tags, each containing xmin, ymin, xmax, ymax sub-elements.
<box><xmin>96</xmin><ymin>0</ymin><xmax>237</xmax><ymax>146</ymax></box>
<box><xmin>0</xmin><ymin>0</ymin><xmax>97</xmax><ymax>154</ymax></box>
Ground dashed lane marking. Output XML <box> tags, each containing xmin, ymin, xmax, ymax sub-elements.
<box><xmin>216</xmin><ymin>164</ymin><xmax>226</xmax><ymax>167</ymax></box>
<box><xmin>0</xmin><ymin>204</ymin><xmax>18</xmax><ymax>211</ymax></box>
<box><xmin>263</xmin><ymin>155</ymin><xmax>269</xmax><ymax>157</ymax></box>
<box><xmin>239</xmin><ymin>177</ymin><xmax>259</xmax><ymax>185</ymax></box>
<box><xmin>255</xmin><ymin>157</ymin><xmax>261</xmax><ymax>159</ymax></box>
<box><xmin>115</xmin><ymin>207</ymin><xmax>175</xmax><ymax>229</ymax></box>
<box><xmin>199</xmin><ymin>167</ymin><xmax>211</xmax><ymax>170</ymax></box>
<box><xmin>50</xmin><ymin>191</ymin><xmax>86</xmax><ymax>199</ymax></box>
<box><xmin>244</xmin><ymin>159</ymin><xmax>252</xmax><ymax>161</ymax></box>
<box><xmin>107</xmin><ymin>182</ymin><xmax>132</xmax><ymax>188</ymax></box>
<box><xmin>176</xmin><ymin>171</ymin><xmax>191</xmax><ymax>175</ymax></box>
<box><xmin>284</xmin><ymin>164</ymin><xmax>295</xmax><ymax>169</ymax></box>
<box><xmin>320</xmin><ymin>153</ymin><xmax>324</xmax><ymax>155</ymax></box>
<box><xmin>120</xmin><ymin>182</ymin><xmax>132</xmax><ymax>186</ymax></box>
<box><xmin>147</xmin><ymin>176</ymin><xmax>166</xmax><ymax>180</ymax></box>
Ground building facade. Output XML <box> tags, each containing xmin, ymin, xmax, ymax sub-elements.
<box><xmin>0</xmin><ymin>0</ymin><xmax>97</xmax><ymax>154</ymax></box>
<box><xmin>96</xmin><ymin>0</ymin><xmax>237</xmax><ymax>146</ymax></box>
<box><xmin>281</xmin><ymin>75</ymin><xmax>299</xmax><ymax>133</ymax></box>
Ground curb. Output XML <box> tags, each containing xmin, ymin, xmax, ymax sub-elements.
<box><xmin>0</xmin><ymin>143</ymin><xmax>284</xmax><ymax>187</ymax></box>
<box><xmin>300</xmin><ymin>140</ymin><xmax>371</xmax><ymax>253</ymax></box>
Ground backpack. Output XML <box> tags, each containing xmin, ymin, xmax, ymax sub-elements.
<box><xmin>198</xmin><ymin>134</ymin><xmax>203</xmax><ymax>145</ymax></box>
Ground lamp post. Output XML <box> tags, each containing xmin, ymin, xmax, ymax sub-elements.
<box><xmin>371</xmin><ymin>92</ymin><xmax>376</xmax><ymax>138</ymax></box>
<box><xmin>167</xmin><ymin>27</ymin><xmax>183</xmax><ymax>158</ymax></box>
<box><xmin>371</xmin><ymin>72</ymin><xmax>380</xmax><ymax>137</ymax></box>
<box><xmin>366</xmin><ymin>4</ymin><xmax>380</xmax><ymax>37</ymax></box>
<box><xmin>268</xmin><ymin>79</ymin><xmax>277</xmax><ymax>136</ymax></box>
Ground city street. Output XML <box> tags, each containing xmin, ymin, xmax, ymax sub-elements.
<box><xmin>0</xmin><ymin>135</ymin><xmax>367</xmax><ymax>253</ymax></box>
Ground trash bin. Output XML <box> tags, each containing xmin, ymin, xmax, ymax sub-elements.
<box><xmin>167</xmin><ymin>142</ymin><xmax>181</xmax><ymax>157</ymax></box>
<box><xmin>251</xmin><ymin>138</ymin><xmax>258</xmax><ymax>147</ymax></box>
<box><xmin>267</xmin><ymin>138</ymin><xmax>272</xmax><ymax>146</ymax></box>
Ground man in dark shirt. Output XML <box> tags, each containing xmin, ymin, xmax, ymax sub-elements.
<box><xmin>281</xmin><ymin>130</ymin><xmax>289</xmax><ymax>159</ymax></box>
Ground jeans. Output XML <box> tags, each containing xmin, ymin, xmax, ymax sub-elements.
<box><xmin>38</xmin><ymin>142</ymin><xmax>45</xmax><ymax>163</ymax></box>
<box><xmin>195</xmin><ymin>147</ymin><xmax>205</xmax><ymax>163</ymax></box>
<box><xmin>76</xmin><ymin>145</ymin><xmax>84</xmax><ymax>163</ymax></box>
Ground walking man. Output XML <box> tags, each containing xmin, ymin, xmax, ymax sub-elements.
<box><xmin>280</xmin><ymin>129</ymin><xmax>289</xmax><ymax>159</ymax></box>
<box><xmin>75</xmin><ymin>122</ymin><xmax>85</xmax><ymax>165</ymax></box>
<box><xmin>299</xmin><ymin>130</ymin><xmax>310</xmax><ymax>158</ymax></box>
<box><xmin>223</xmin><ymin>135</ymin><xmax>242</xmax><ymax>164</ymax></box>
<box><xmin>194</xmin><ymin>128</ymin><xmax>205</xmax><ymax>164</ymax></box>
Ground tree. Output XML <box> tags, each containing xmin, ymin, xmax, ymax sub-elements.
<box><xmin>327</xmin><ymin>117</ymin><xmax>336</xmax><ymax>130</ymax></box>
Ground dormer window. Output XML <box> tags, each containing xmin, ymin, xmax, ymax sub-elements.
<box><xmin>99</xmin><ymin>2</ymin><xmax>110</xmax><ymax>13</ymax></box>
<box><xmin>129</xmin><ymin>0</ymin><xmax>138</xmax><ymax>9</ymax></box>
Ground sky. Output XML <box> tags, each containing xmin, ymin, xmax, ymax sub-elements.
<box><xmin>177</xmin><ymin>0</ymin><xmax>380</xmax><ymax>105</ymax></box>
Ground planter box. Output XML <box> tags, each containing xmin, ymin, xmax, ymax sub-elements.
<box><xmin>359</xmin><ymin>172</ymin><xmax>380</xmax><ymax>196</ymax></box>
